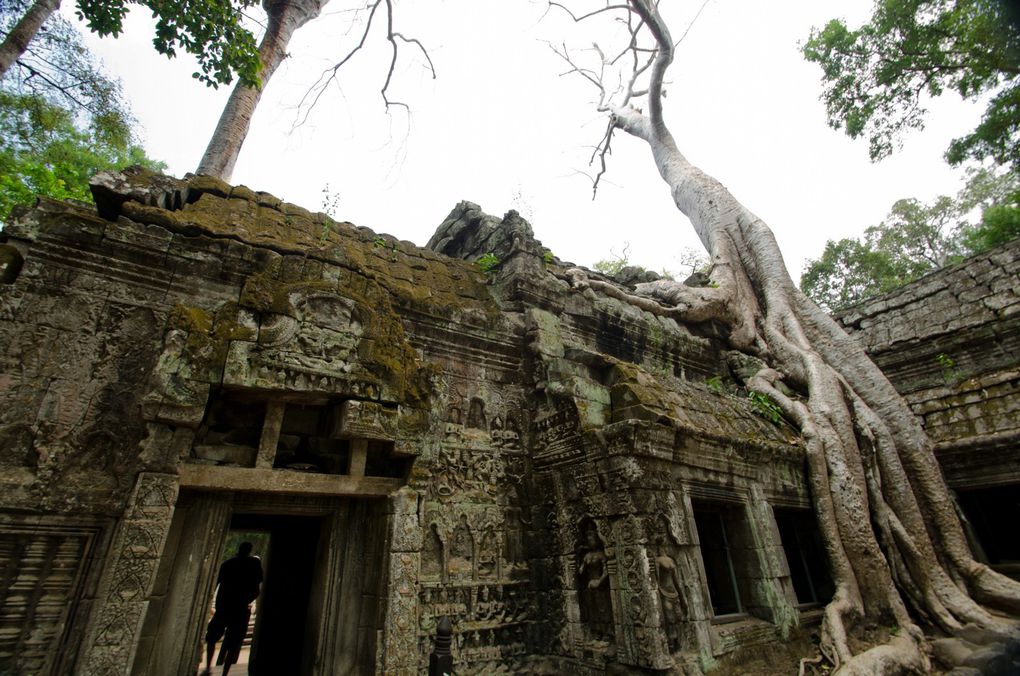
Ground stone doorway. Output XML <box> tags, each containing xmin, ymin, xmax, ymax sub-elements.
<box><xmin>133</xmin><ymin>492</ymin><xmax>386</xmax><ymax>676</ymax></box>
<box><xmin>234</xmin><ymin>513</ymin><xmax>322</xmax><ymax>676</ymax></box>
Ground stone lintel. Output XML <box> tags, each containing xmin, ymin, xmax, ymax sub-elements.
<box><xmin>179</xmin><ymin>464</ymin><xmax>402</xmax><ymax>497</ymax></box>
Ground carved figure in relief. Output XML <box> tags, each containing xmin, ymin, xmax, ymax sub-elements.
<box><xmin>653</xmin><ymin>534</ymin><xmax>687</xmax><ymax>652</ymax></box>
<box><xmin>449</xmin><ymin>515</ymin><xmax>474</xmax><ymax>577</ymax></box>
<box><xmin>422</xmin><ymin>523</ymin><xmax>444</xmax><ymax>580</ymax></box>
<box><xmin>577</xmin><ymin>525</ymin><xmax>613</xmax><ymax>642</ymax></box>
<box><xmin>466</xmin><ymin>398</ymin><xmax>486</xmax><ymax>430</ymax></box>
<box><xmin>202</xmin><ymin>542</ymin><xmax>263</xmax><ymax>676</ymax></box>
<box><xmin>477</xmin><ymin>528</ymin><xmax>498</xmax><ymax>578</ymax></box>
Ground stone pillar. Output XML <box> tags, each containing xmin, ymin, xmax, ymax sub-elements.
<box><xmin>77</xmin><ymin>472</ymin><xmax>179</xmax><ymax>676</ymax></box>
<box><xmin>131</xmin><ymin>493</ymin><xmax>231</xmax><ymax>676</ymax></box>
<box><xmin>256</xmin><ymin>401</ymin><xmax>285</xmax><ymax>468</ymax></box>
<box><xmin>745</xmin><ymin>485</ymin><xmax>799</xmax><ymax>634</ymax></box>
<box><xmin>674</xmin><ymin>487</ymin><xmax>716</xmax><ymax>666</ymax></box>
<box><xmin>378</xmin><ymin>487</ymin><xmax>422</xmax><ymax>675</ymax></box>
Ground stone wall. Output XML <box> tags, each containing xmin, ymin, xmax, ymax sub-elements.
<box><xmin>837</xmin><ymin>237</ymin><xmax>1020</xmax><ymax>574</ymax></box>
<box><xmin>0</xmin><ymin>168</ymin><xmax>831</xmax><ymax>675</ymax></box>
<box><xmin>837</xmin><ymin>238</ymin><xmax>1020</xmax><ymax>486</ymax></box>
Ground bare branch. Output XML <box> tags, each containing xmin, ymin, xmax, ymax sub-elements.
<box><xmin>675</xmin><ymin>0</ymin><xmax>711</xmax><ymax>47</ymax></box>
<box><xmin>295</xmin><ymin>0</ymin><xmax>434</xmax><ymax>123</ymax></box>
<box><xmin>589</xmin><ymin>118</ymin><xmax>615</xmax><ymax>198</ymax></box>
<box><xmin>547</xmin><ymin>1</ymin><xmax>631</xmax><ymax>23</ymax></box>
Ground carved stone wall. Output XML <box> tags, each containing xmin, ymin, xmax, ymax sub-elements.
<box><xmin>4</xmin><ymin>170</ymin><xmax>1008</xmax><ymax>674</ymax></box>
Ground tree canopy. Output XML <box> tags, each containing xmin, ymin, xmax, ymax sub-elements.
<box><xmin>803</xmin><ymin>0</ymin><xmax>1020</xmax><ymax>171</ymax></box>
<box><xmin>0</xmin><ymin>0</ymin><xmax>261</xmax><ymax>87</ymax></box>
<box><xmin>0</xmin><ymin>7</ymin><xmax>163</xmax><ymax>222</ymax></box>
<box><xmin>801</xmin><ymin>168</ymin><xmax>1020</xmax><ymax>310</ymax></box>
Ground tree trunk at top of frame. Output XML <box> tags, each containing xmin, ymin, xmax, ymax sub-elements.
<box><xmin>196</xmin><ymin>0</ymin><xmax>328</xmax><ymax>181</ymax></box>
<box><xmin>0</xmin><ymin>0</ymin><xmax>60</xmax><ymax>78</ymax></box>
<box><xmin>590</xmin><ymin>1</ymin><xmax>1020</xmax><ymax>673</ymax></box>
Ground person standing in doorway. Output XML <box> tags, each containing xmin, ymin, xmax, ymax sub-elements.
<box><xmin>202</xmin><ymin>541</ymin><xmax>263</xmax><ymax>676</ymax></box>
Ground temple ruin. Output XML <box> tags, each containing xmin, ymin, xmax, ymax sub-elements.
<box><xmin>0</xmin><ymin>168</ymin><xmax>1017</xmax><ymax>674</ymax></box>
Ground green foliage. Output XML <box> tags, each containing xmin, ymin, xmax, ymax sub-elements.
<box><xmin>748</xmin><ymin>391</ymin><xmax>784</xmax><ymax>425</ymax></box>
<box><xmin>2</xmin><ymin>5</ymin><xmax>133</xmax><ymax>141</ymax></box>
<box><xmin>373</xmin><ymin>236</ymin><xmax>387</xmax><ymax>248</ymax></box>
<box><xmin>705</xmin><ymin>375</ymin><xmax>724</xmax><ymax>395</ymax></box>
<box><xmin>804</xmin><ymin>0</ymin><xmax>1020</xmax><ymax>171</ymax></box>
<box><xmin>476</xmin><ymin>252</ymin><xmax>500</xmax><ymax>274</ymax></box>
<box><xmin>318</xmin><ymin>183</ymin><xmax>339</xmax><ymax>240</ymax></box>
<box><xmin>543</xmin><ymin>250</ymin><xmax>554</xmax><ymax>265</ymax></box>
<box><xmin>0</xmin><ymin>10</ymin><xmax>164</xmax><ymax>222</ymax></box>
<box><xmin>1</xmin><ymin>0</ymin><xmax>260</xmax><ymax>89</ymax></box>
<box><xmin>936</xmin><ymin>352</ymin><xmax>961</xmax><ymax>385</ymax></box>
<box><xmin>594</xmin><ymin>242</ymin><xmax>630</xmax><ymax>276</ymax></box>
<box><xmin>801</xmin><ymin>168</ymin><xmax>1020</xmax><ymax>310</ymax></box>
<box><xmin>0</xmin><ymin>90</ymin><xmax>164</xmax><ymax>222</ymax></box>
<box><xmin>74</xmin><ymin>0</ymin><xmax>261</xmax><ymax>87</ymax></box>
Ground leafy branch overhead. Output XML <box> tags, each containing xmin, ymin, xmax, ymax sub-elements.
<box><xmin>0</xmin><ymin>4</ymin><xmax>164</xmax><ymax>221</ymax></box>
<box><xmin>1</xmin><ymin>0</ymin><xmax>261</xmax><ymax>87</ymax></box>
<box><xmin>803</xmin><ymin>0</ymin><xmax>1020</xmax><ymax>171</ymax></box>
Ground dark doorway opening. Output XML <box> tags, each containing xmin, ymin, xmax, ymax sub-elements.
<box><xmin>956</xmin><ymin>485</ymin><xmax>1020</xmax><ymax>567</ymax></box>
<box><xmin>773</xmin><ymin>509</ymin><xmax>834</xmax><ymax>606</ymax></box>
<box><xmin>226</xmin><ymin>514</ymin><xmax>323</xmax><ymax>676</ymax></box>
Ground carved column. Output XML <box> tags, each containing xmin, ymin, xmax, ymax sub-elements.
<box><xmin>745</xmin><ymin>484</ymin><xmax>799</xmax><ymax>634</ymax></box>
<box><xmin>77</xmin><ymin>472</ymin><xmax>179</xmax><ymax>676</ymax></box>
<box><xmin>256</xmin><ymin>401</ymin><xmax>285</xmax><ymax>468</ymax></box>
<box><xmin>378</xmin><ymin>487</ymin><xmax>422</xmax><ymax>675</ymax></box>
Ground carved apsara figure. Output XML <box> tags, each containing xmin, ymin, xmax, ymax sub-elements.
<box><xmin>577</xmin><ymin>525</ymin><xmax>613</xmax><ymax>641</ymax></box>
<box><xmin>449</xmin><ymin>515</ymin><xmax>474</xmax><ymax>577</ymax></box>
<box><xmin>653</xmin><ymin>534</ymin><xmax>687</xmax><ymax>652</ymax></box>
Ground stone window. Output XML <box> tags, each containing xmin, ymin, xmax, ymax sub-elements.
<box><xmin>773</xmin><ymin>508</ymin><xmax>834</xmax><ymax>606</ymax></box>
<box><xmin>193</xmin><ymin>390</ymin><xmax>267</xmax><ymax>466</ymax></box>
<box><xmin>273</xmin><ymin>403</ymin><xmax>348</xmax><ymax>472</ymax></box>
<box><xmin>956</xmin><ymin>485</ymin><xmax>1020</xmax><ymax>568</ymax></box>
<box><xmin>692</xmin><ymin>501</ymin><xmax>755</xmax><ymax>620</ymax></box>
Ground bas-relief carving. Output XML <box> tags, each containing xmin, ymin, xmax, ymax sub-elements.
<box><xmin>0</xmin><ymin>180</ymin><xmax>880</xmax><ymax>675</ymax></box>
<box><xmin>652</xmin><ymin>527</ymin><xmax>688</xmax><ymax>653</ymax></box>
<box><xmin>143</xmin><ymin>328</ymin><xmax>210</xmax><ymax>426</ymax></box>
<box><xmin>79</xmin><ymin>472</ymin><xmax>178</xmax><ymax>676</ymax></box>
<box><xmin>225</xmin><ymin>290</ymin><xmax>377</xmax><ymax>396</ymax></box>
<box><xmin>577</xmin><ymin>522</ymin><xmax>613</xmax><ymax>643</ymax></box>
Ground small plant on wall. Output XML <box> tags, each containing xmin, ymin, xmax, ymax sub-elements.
<box><xmin>476</xmin><ymin>253</ymin><xmax>500</xmax><ymax>274</ymax></box>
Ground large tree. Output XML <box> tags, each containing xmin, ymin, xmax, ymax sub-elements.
<box><xmin>198</xmin><ymin>0</ymin><xmax>434</xmax><ymax>181</ymax></box>
<box><xmin>1</xmin><ymin>5</ymin><xmax>163</xmax><ymax>221</ymax></box>
<box><xmin>802</xmin><ymin>0</ymin><xmax>1020</xmax><ymax>172</ymax></box>
<box><xmin>802</xmin><ymin>169</ymin><xmax>1020</xmax><ymax>311</ymax></box>
<box><xmin>557</xmin><ymin>1</ymin><xmax>1020</xmax><ymax>672</ymax></box>
<box><xmin>196</xmin><ymin>0</ymin><xmax>328</xmax><ymax>180</ymax></box>
<box><xmin>0</xmin><ymin>0</ymin><xmax>261</xmax><ymax>87</ymax></box>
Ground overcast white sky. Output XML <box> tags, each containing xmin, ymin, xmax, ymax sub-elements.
<box><xmin>71</xmin><ymin>0</ymin><xmax>985</xmax><ymax>281</ymax></box>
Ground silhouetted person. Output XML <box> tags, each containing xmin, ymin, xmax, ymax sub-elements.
<box><xmin>202</xmin><ymin>542</ymin><xmax>263</xmax><ymax>676</ymax></box>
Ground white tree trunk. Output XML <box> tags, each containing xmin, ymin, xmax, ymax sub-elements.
<box><xmin>597</xmin><ymin>2</ymin><xmax>1020</xmax><ymax>672</ymax></box>
<box><xmin>0</xmin><ymin>0</ymin><xmax>60</xmax><ymax>78</ymax></box>
<box><xmin>197</xmin><ymin>0</ymin><xmax>327</xmax><ymax>180</ymax></box>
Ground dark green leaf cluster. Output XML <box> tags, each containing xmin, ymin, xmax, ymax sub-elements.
<box><xmin>800</xmin><ymin>168</ymin><xmax>1019</xmax><ymax>311</ymax></box>
<box><xmin>1</xmin><ymin>2</ymin><xmax>132</xmax><ymax>143</ymax></box>
<box><xmin>804</xmin><ymin>0</ymin><xmax>1020</xmax><ymax>171</ymax></box>
<box><xmin>71</xmin><ymin>0</ymin><xmax>262</xmax><ymax>87</ymax></box>
<box><xmin>476</xmin><ymin>252</ymin><xmax>501</xmax><ymax>274</ymax></box>
<box><xmin>0</xmin><ymin>90</ymin><xmax>165</xmax><ymax>222</ymax></box>
<box><xmin>1</xmin><ymin>7</ymin><xmax>164</xmax><ymax>222</ymax></box>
